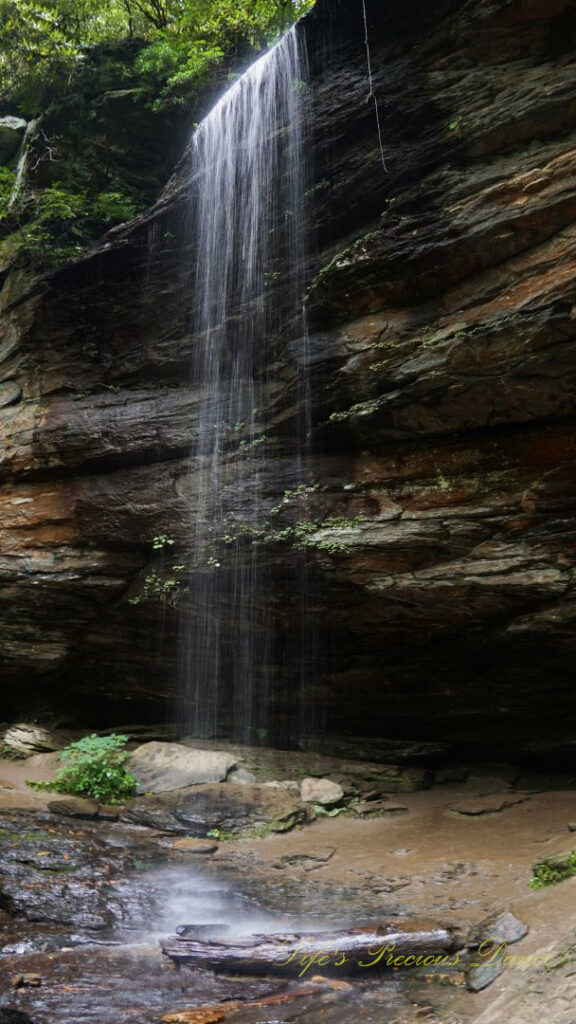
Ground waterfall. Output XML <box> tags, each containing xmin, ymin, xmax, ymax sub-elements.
<box><xmin>8</xmin><ymin>118</ymin><xmax>39</xmax><ymax>211</ymax></box>
<box><xmin>180</xmin><ymin>26</ymin><xmax>313</xmax><ymax>744</ymax></box>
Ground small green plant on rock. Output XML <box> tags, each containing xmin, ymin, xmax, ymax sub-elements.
<box><xmin>27</xmin><ymin>733</ymin><xmax>136</xmax><ymax>804</ymax></box>
<box><xmin>530</xmin><ymin>851</ymin><xmax>576</xmax><ymax>890</ymax></box>
<box><xmin>152</xmin><ymin>533</ymin><xmax>175</xmax><ymax>550</ymax></box>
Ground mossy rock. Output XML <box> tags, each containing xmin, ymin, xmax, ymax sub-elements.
<box><xmin>531</xmin><ymin>850</ymin><xmax>576</xmax><ymax>889</ymax></box>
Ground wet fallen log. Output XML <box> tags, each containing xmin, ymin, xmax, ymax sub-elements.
<box><xmin>162</xmin><ymin>921</ymin><xmax>459</xmax><ymax>976</ymax></box>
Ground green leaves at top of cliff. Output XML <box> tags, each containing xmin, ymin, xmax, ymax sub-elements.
<box><xmin>0</xmin><ymin>0</ymin><xmax>315</xmax><ymax>116</ymax></box>
<box><xmin>0</xmin><ymin>0</ymin><xmax>313</xmax><ymax>270</ymax></box>
<box><xmin>0</xmin><ymin>183</ymin><xmax>140</xmax><ymax>270</ymax></box>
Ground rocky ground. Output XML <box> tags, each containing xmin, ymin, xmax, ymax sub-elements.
<box><xmin>1</xmin><ymin>737</ymin><xmax>576</xmax><ymax>1023</ymax></box>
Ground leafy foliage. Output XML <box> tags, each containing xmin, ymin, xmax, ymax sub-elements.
<box><xmin>0</xmin><ymin>0</ymin><xmax>314</xmax><ymax>268</ymax></box>
<box><xmin>0</xmin><ymin>0</ymin><xmax>315</xmax><ymax>113</ymax></box>
<box><xmin>0</xmin><ymin>183</ymin><xmax>140</xmax><ymax>268</ymax></box>
<box><xmin>28</xmin><ymin>733</ymin><xmax>137</xmax><ymax>804</ymax></box>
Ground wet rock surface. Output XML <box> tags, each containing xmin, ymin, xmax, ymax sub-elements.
<box><xmin>122</xmin><ymin>783</ymin><xmax>308</xmax><ymax>836</ymax></box>
<box><xmin>0</xmin><ymin>0</ymin><xmax>575</xmax><ymax>757</ymax></box>
<box><xmin>0</xmin><ymin>803</ymin><xmax>470</xmax><ymax>1024</ymax></box>
<box><xmin>1</xmin><ymin>767</ymin><xmax>576</xmax><ymax>1023</ymax></box>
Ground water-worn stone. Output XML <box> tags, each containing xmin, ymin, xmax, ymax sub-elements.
<box><xmin>451</xmin><ymin>796</ymin><xmax>529</xmax><ymax>816</ymax></box>
<box><xmin>300</xmin><ymin>777</ymin><xmax>344</xmax><ymax>806</ymax></box>
<box><xmin>474</xmin><ymin>911</ymin><xmax>528</xmax><ymax>946</ymax></box>
<box><xmin>351</xmin><ymin>800</ymin><xmax>408</xmax><ymax>816</ymax></box>
<box><xmin>127</xmin><ymin>742</ymin><xmax>237</xmax><ymax>794</ymax></box>
<box><xmin>48</xmin><ymin>796</ymin><xmax>99</xmax><ymax>819</ymax></box>
<box><xmin>467</xmin><ymin>957</ymin><xmax>504</xmax><ymax>992</ymax></box>
<box><xmin>171</xmin><ymin>838</ymin><xmax>219</xmax><ymax>854</ymax></box>
<box><xmin>122</xmin><ymin>783</ymin><xmax>307</xmax><ymax>836</ymax></box>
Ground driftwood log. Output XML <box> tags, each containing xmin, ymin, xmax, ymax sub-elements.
<box><xmin>162</xmin><ymin>922</ymin><xmax>458</xmax><ymax>976</ymax></box>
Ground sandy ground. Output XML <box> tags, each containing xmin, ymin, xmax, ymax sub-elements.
<box><xmin>0</xmin><ymin>752</ymin><xmax>60</xmax><ymax>809</ymax></box>
<box><xmin>213</xmin><ymin>782</ymin><xmax>576</xmax><ymax>1020</ymax></box>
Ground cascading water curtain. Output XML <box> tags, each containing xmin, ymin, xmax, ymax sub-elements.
<box><xmin>180</xmin><ymin>26</ymin><xmax>315</xmax><ymax>745</ymax></box>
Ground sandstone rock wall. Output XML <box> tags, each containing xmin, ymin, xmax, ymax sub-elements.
<box><xmin>1</xmin><ymin>0</ymin><xmax>575</xmax><ymax>758</ymax></box>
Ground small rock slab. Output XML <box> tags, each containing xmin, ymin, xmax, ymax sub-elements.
<box><xmin>48</xmin><ymin>796</ymin><xmax>99</xmax><ymax>819</ymax></box>
<box><xmin>466</xmin><ymin>956</ymin><xmax>503</xmax><ymax>992</ymax></box>
<box><xmin>351</xmin><ymin>800</ymin><xmax>408</xmax><ymax>816</ymax></box>
<box><xmin>128</xmin><ymin>742</ymin><xmax>237</xmax><ymax>794</ymax></box>
<box><xmin>280</xmin><ymin>847</ymin><xmax>336</xmax><ymax>871</ymax></box>
<box><xmin>474</xmin><ymin>910</ymin><xmax>528</xmax><ymax>946</ymax></box>
<box><xmin>300</xmin><ymin>777</ymin><xmax>344</xmax><ymax>806</ymax></box>
<box><xmin>281</xmin><ymin>847</ymin><xmax>335</xmax><ymax>865</ymax></box>
<box><xmin>171</xmin><ymin>838</ymin><xmax>219</xmax><ymax>855</ymax></box>
<box><xmin>451</xmin><ymin>795</ymin><xmax>529</xmax><ymax>816</ymax></box>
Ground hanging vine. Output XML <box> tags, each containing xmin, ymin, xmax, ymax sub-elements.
<box><xmin>362</xmin><ymin>0</ymin><xmax>388</xmax><ymax>173</ymax></box>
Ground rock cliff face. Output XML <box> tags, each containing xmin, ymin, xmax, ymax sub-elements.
<box><xmin>1</xmin><ymin>0</ymin><xmax>576</xmax><ymax>759</ymax></box>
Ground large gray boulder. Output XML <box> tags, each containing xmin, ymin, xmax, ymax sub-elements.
<box><xmin>127</xmin><ymin>741</ymin><xmax>237</xmax><ymax>794</ymax></box>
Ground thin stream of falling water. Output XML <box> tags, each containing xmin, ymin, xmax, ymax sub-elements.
<box><xmin>180</xmin><ymin>26</ymin><xmax>316</xmax><ymax>744</ymax></box>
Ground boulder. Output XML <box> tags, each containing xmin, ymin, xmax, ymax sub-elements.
<box><xmin>2</xmin><ymin>724</ymin><xmax>76</xmax><ymax>756</ymax></box>
<box><xmin>473</xmin><ymin>911</ymin><xmax>528</xmax><ymax>946</ymax></box>
<box><xmin>122</xmin><ymin>783</ymin><xmax>306</xmax><ymax>836</ymax></box>
<box><xmin>300</xmin><ymin>777</ymin><xmax>344</xmax><ymax>806</ymax></box>
<box><xmin>127</xmin><ymin>742</ymin><xmax>237</xmax><ymax>793</ymax></box>
<box><xmin>48</xmin><ymin>796</ymin><xmax>99</xmax><ymax>819</ymax></box>
<box><xmin>451</xmin><ymin>795</ymin><xmax>529</xmax><ymax>816</ymax></box>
